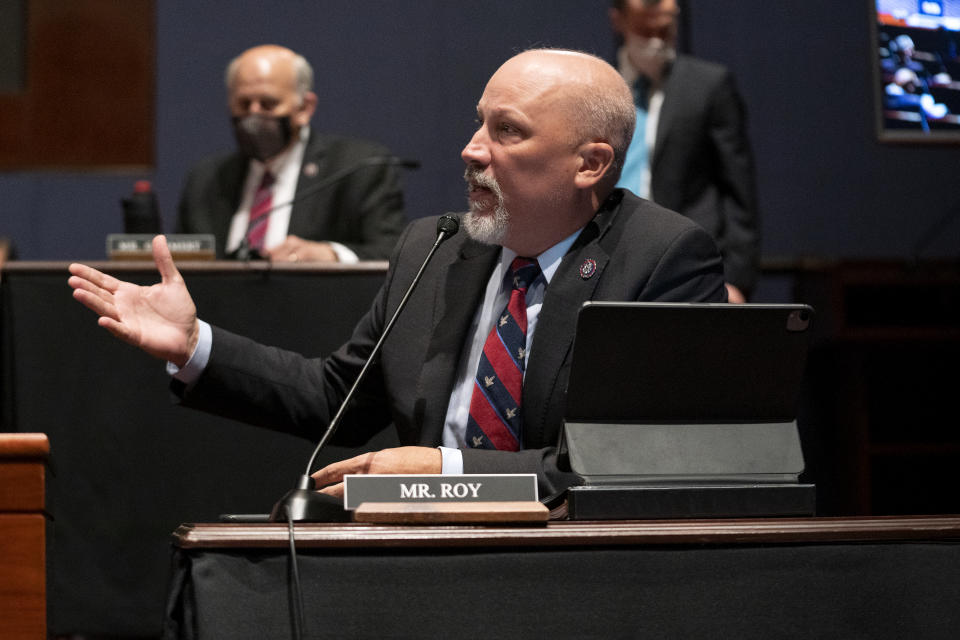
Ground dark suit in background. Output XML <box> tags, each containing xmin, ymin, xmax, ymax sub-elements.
<box><xmin>609</xmin><ymin>0</ymin><xmax>760</xmax><ymax>298</ymax></box>
<box><xmin>175</xmin><ymin>131</ymin><xmax>407</xmax><ymax>260</ymax></box>
<box><xmin>642</xmin><ymin>55</ymin><xmax>760</xmax><ymax>296</ymax></box>
<box><xmin>175</xmin><ymin>190</ymin><xmax>726</xmax><ymax>494</ymax></box>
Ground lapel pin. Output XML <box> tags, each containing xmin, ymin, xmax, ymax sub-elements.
<box><xmin>302</xmin><ymin>162</ymin><xmax>319</xmax><ymax>177</ymax></box>
<box><xmin>579</xmin><ymin>258</ymin><xmax>598</xmax><ymax>280</ymax></box>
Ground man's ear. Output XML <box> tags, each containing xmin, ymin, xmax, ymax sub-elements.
<box><xmin>574</xmin><ymin>142</ymin><xmax>616</xmax><ymax>189</ymax></box>
<box><xmin>294</xmin><ymin>91</ymin><xmax>318</xmax><ymax>127</ymax></box>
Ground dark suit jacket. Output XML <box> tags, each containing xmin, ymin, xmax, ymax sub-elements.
<box><xmin>176</xmin><ymin>190</ymin><xmax>727</xmax><ymax>494</ymax></box>
<box><xmin>646</xmin><ymin>55</ymin><xmax>760</xmax><ymax>296</ymax></box>
<box><xmin>175</xmin><ymin>131</ymin><xmax>407</xmax><ymax>260</ymax></box>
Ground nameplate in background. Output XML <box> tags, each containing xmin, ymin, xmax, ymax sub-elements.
<box><xmin>106</xmin><ymin>234</ymin><xmax>216</xmax><ymax>261</ymax></box>
<box><xmin>343</xmin><ymin>474</ymin><xmax>537</xmax><ymax>510</ymax></box>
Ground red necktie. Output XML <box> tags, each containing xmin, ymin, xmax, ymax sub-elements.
<box><xmin>245</xmin><ymin>171</ymin><xmax>275</xmax><ymax>251</ymax></box>
<box><xmin>466</xmin><ymin>257</ymin><xmax>540</xmax><ymax>451</ymax></box>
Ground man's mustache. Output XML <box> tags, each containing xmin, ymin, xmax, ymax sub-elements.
<box><xmin>464</xmin><ymin>167</ymin><xmax>503</xmax><ymax>197</ymax></box>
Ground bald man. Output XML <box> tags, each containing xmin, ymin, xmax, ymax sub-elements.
<box><xmin>70</xmin><ymin>49</ymin><xmax>725</xmax><ymax>497</ymax></box>
<box><xmin>176</xmin><ymin>45</ymin><xmax>406</xmax><ymax>262</ymax></box>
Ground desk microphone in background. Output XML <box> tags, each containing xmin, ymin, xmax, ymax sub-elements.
<box><xmin>269</xmin><ymin>213</ymin><xmax>460</xmax><ymax>522</ymax></box>
<box><xmin>122</xmin><ymin>180</ymin><xmax>163</xmax><ymax>234</ymax></box>
<box><xmin>232</xmin><ymin>155</ymin><xmax>420</xmax><ymax>261</ymax></box>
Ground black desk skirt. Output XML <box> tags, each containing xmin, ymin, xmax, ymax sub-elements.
<box><xmin>1</xmin><ymin>261</ymin><xmax>396</xmax><ymax>636</ymax></box>
<box><xmin>163</xmin><ymin>519</ymin><xmax>960</xmax><ymax>640</ymax></box>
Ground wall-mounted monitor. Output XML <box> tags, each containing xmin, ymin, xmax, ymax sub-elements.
<box><xmin>871</xmin><ymin>0</ymin><xmax>960</xmax><ymax>142</ymax></box>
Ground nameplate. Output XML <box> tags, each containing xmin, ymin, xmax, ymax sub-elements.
<box><xmin>106</xmin><ymin>234</ymin><xmax>216</xmax><ymax>260</ymax></box>
<box><xmin>343</xmin><ymin>474</ymin><xmax>538</xmax><ymax>510</ymax></box>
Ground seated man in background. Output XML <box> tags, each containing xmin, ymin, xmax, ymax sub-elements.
<box><xmin>70</xmin><ymin>49</ymin><xmax>726</xmax><ymax>498</ymax></box>
<box><xmin>176</xmin><ymin>44</ymin><xmax>407</xmax><ymax>262</ymax></box>
<box><xmin>610</xmin><ymin>0</ymin><xmax>759</xmax><ymax>301</ymax></box>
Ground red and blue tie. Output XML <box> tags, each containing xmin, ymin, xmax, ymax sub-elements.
<box><xmin>245</xmin><ymin>171</ymin><xmax>275</xmax><ymax>251</ymax></box>
<box><xmin>466</xmin><ymin>257</ymin><xmax>540</xmax><ymax>451</ymax></box>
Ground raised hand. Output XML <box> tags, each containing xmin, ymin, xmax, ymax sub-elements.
<box><xmin>68</xmin><ymin>235</ymin><xmax>200</xmax><ymax>366</ymax></box>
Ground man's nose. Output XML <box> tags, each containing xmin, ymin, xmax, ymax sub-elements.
<box><xmin>461</xmin><ymin>128</ymin><xmax>491</xmax><ymax>166</ymax></box>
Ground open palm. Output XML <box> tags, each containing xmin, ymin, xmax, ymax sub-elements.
<box><xmin>68</xmin><ymin>236</ymin><xmax>199</xmax><ymax>366</ymax></box>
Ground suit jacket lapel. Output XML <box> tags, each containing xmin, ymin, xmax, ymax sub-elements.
<box><xmin>652</xmin><ymin>56</ymin><xmax>687</xmax><ymax>170</ymax></box>
<box><xmin>413</xmin><ymin>238</ymin><xmax>500</xmax><ymax>445</ymax></box>
<box><xmin>521</xmin><ymin>202</ymin><xmax>618</xmax><ymax>447</ymax></box>
<box><xmin>287</xmin><ymin>132</ymin><xmax>329</xmax><ymax>239</ymax></box>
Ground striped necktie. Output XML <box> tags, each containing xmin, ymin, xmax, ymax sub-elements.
<box><xmin>466</xmin><ymin>257</ymin><xmax>541</xmax><ymax>451</ymax></box>
<box><xmin>245</xmin><ymin>171</ymin><xmax>275</xmax><ymax>251</ymax></box>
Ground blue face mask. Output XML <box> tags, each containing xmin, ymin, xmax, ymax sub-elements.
<box><xmin>231</xmin><ymin>114</ymin><xmax>293</xmax><ymax>162</ymax></box>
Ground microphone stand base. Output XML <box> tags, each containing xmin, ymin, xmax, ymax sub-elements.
<box><xmin>269</xmin><ymin>477</ymin><xmax>351</xmax><ymax>523</ymax></box>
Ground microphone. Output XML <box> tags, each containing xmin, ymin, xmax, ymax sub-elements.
<box><xmin>269</xmin><ymin>214</ymin><xmax>461</xmax><ymax>522</ymax></box>
<box><xmin>231</xmin><ymin>155</ymin><xmax>420</xmax><ymax>261</ymax></box>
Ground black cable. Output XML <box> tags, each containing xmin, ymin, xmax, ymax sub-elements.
<box><xmin>287</xmin><ymin>505</ymin><xmax>305</xmax><ymax>640</ymax></box>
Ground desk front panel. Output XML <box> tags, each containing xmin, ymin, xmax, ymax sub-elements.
<box><xmin>1</xmin><ymin>261</ymin><xmax>394</xmax><ymax>636</ymax></box>
<box><xmin>165</xmin><ymin>519</ymin><xmax>960</xmax><ymax>640</ymax></box>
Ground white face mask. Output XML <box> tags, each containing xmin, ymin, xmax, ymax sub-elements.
<box><xmin>624</xmin><ymin>33</ymin><xmax>675</xmax><ymax>79</ymax></box>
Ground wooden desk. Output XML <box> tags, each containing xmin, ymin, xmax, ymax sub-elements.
<box><xmin>0</xmin><ymin>237</ymin><xmax>10</xmax><ymax>272</ymax></box>
<box><xmin>165</xmin><ymin>516</ymin><xmax>960</xmax><ymax>639</ymax></box>
<box><xmin>0</xmin><ymin>433</ymin><xmax>49</xmax><ymax>640</ymax></box>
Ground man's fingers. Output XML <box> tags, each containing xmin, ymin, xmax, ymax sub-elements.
<box><xmin>71</xmin><ymin>287</ymin><xmax>120</xmax><ymax>322</ymax></box>
<box><xmin>311</xmin><ymin>452</ymin><xmax>372</xmax><ymax>488</ymax></box>
<box><xmin>68</xmin><ymin>274</ymin><xmax>115</xmax><ymax>308</ymax></box>
<box><xmin>262</xmin><ymin>239</ymin><xmax>296</xmax><ymax>261</ymax></box>
<box><xmin>152</xmin><ymin>235</ymin><xmax>182</xmax><ymax>285</ymax></box>
<box><xmin>317</xmin><ymin>482</ymin><xmax>344</xmax><ymax>499</ymax></box>
<box><xmin>68</xmin><ymin>263</ymin><xmax>120</xmax><ymax>294</ymax></box>
<box><xmin>311</xmin><ymin>460</ymin><xmax>347</xmax><ymax>489</ymax></box>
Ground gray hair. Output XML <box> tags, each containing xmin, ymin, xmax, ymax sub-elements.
<box><xmin>529</xmin><ymin>48</ymin><xmax>636</xmax><ymax>184</ymax></box>
<box><xmin>224</xmin><ymin>49</ymin><xmax>314</xmax><ymax>103</ymax></box>
<box><xmin>568</xmin><ymin>78</ymin><xmax>635</xmax><ymax>184</ymax></box>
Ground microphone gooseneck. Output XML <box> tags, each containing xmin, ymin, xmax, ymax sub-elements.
<box><xmin>232</xmin><ymin>155</ymin><xmax>420</xmax><ymax>261</ymax></box>
<box><xmin>269</xmin><ymin>214</ymin><xmax>460</xmax><ymax>522</ymax></box>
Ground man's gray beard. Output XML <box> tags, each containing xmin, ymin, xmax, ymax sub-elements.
<box><xmin>463</xmin><ymin>202</ymin><xmax>509</xmax><ymax>245</ymax></box>
<box><xmin>463</xmin><ymin>170</ymin><xmax>510</xmax><ymax>245</ymax></box>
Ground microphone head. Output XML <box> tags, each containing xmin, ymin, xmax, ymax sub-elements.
<box><xmin>437</xmin><ymin>214</ymin><xmax>460</xmax><ymax>238</ymax></box>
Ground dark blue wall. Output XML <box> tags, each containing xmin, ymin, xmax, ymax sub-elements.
<box><xmin>2</xmin><ymin>0</ymin><xmax>958</xmax><ymax>267</ymax></box>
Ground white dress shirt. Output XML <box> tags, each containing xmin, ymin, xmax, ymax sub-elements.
<box><xmin>437</xmin><ymin>230</ymin><xmax>581</xmax><ymax>473</ymax></box>
<box><xmin>225</xmin><ymin>125</ymin><xmax>357</xmax><ymax>263</ymax></box>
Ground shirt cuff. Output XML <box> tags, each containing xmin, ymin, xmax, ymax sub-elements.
<box><xmin>166</xmin><ymin>320</ymin><xmax>212</xmax><ymax>386</ymax></box>
<box><xmin>328</xmin><ymin>241</ymin><xmax>359</xmax><ymax>264</ymax></box>
<box><xmin>438</xmin><ymin>446</ymin><xmax>464</xmax><ymax>475</ymax></box>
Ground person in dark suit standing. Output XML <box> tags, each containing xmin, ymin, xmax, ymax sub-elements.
<box><xmin>176</xmin><ymin>45</ymin><xmax>406</xmax><ymax>262</ymax></box>
<box><xmin>609</xmin><ymin>0</ymin><xmax>759</xmax><ymax>301</ymax></box>
<box><xmin>69</xmin><ymin>49</ymin><xmax>726</xmax><ymax>496</ymax></box>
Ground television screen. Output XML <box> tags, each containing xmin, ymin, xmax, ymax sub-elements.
<box><xmin>872</xmin><ymin>0</ymin><xmax>960</xmax><ymax>141</ymax></box>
